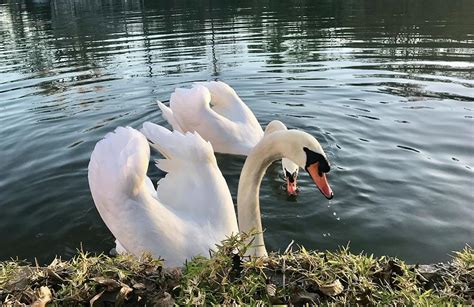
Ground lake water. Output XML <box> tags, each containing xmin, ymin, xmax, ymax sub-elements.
<box><xmin>1</xmin><ymin>0</ymin><xmax>473</xmax><ymax>264</ymax></box>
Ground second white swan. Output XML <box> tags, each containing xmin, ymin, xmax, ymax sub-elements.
<box><xmin>157</xmin><ymin>81</ymin><xmax>301</xmax><ymax>195</ymax></box>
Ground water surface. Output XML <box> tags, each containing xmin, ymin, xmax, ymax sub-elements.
<box><xmin>1</xmin><ymin>0</ymin><xmax>473</xmax><ymax>264</ymax></box>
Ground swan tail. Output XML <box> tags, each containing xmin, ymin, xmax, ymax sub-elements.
<box><xmin>88</xmin><ymin>127</ymin><xmax>149</xmax><ymax>199</ymax></box>
<box><xmin>157</xmin><ymin>100</ymin><xmax>184</xmax><ymax>133</ymax></box>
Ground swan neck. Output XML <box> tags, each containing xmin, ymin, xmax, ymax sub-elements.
<box><xmin>237</xmin><ymin>136</ymin><xmax>282</xmax><ymax>257</ymax></box>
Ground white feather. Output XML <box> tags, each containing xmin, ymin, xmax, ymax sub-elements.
<box><xmin>158</xmin><ymin>82</ymin><xmax>264</xmax><ymax>155</ymax></box>
<box><xmin>156</xmin><ymin>82</ymin><xmax>299</xmax><ymax>184</ymax></box>
<box><xmin>264</xmin><ymin>120</ymin><xmax>300</xmax><ymax>177</ymax></box>
<box><xmin>88</xmin><ymin>126</ymin><xmax>238</xmax><ymax>267</ymax></box>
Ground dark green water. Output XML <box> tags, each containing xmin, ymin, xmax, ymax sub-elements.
<box><xmin>1</xmin><ymin>0</ymin><xmax>473</xmax><ymax>264</ymax></box>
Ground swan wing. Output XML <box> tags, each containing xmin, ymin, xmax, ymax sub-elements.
<box><xmin>88</xmin><ymin>127</ymin><xmax>182</xmax><ymax>263</ymax></box>
<box><xmin>156</xmin><ymin>100</ymin><xmax>185</xmax><ymax>133</ymax></box>
<box><xmin>194</xmin><ymin>81</ymin><xmax>257</xmax><ymax>124</ymax></box>
<box><xmin>88</xmin><ymin>127</ymin><xmax>235</xmax><ymax>267</ymax></box>
<box><xmin>141</xmin><ymin>122</ymin><xmax>238</xmax><ymax>234</ymax></box>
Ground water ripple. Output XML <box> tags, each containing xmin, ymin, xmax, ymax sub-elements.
<box><xmin>0</xmin><ymin>0</ymin><xmax>473</xmax><ymax>264</ymax></box>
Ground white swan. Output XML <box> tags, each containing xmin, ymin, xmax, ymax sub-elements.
<box><xmin>157</xmin><ymin>81</ymin><xmax>301</xmax><ymax>195</ymax></box>
<box><xmin>88</xmin><ymin>126</ymin><xmax>238</xmax><ymax>267</ymax></box>
<box><xmin>88</xmin><ymin>122</ymin><xmax>333</xmax><ymax>266</ymax></box>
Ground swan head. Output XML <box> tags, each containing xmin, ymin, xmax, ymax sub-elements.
<box><xmin>271</xmin><ymin>129</ymin><xmax>333</xmax><ymax>200</ymax></box>
<box><xmin>265</xmin><ymin>120</ymin><xmax>300</xmax><ymax>196</ymax></box>
<box><xmin>282</xmin><ymin>158</ymin><xmax>299</xmax><ymax>196</ymax></box>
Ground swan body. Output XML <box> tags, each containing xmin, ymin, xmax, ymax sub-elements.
<box><xmin>88</xmin><ymin>126</ymin><xmax>238</xmax><ymax>267</ymax></box>
<box><xmin>157</xmin><ymin>81</ymin><xmax>301</xmax><ymax>195</ymax></box>
<box><xmin>89</xmin><ymin>121</ymin><xmax>333</xmax><ymax>266</ymax></box>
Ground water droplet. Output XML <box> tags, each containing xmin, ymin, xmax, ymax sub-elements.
<box><xmin>333</xmin><ymin>212</ymin><xmax>337</xmax><ymax>216</ymax></box>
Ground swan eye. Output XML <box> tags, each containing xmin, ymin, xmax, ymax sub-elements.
<box><xmin>303</xmin><ymin>147</ymin><xmax>330</xmax><ymax>174</ymax></box>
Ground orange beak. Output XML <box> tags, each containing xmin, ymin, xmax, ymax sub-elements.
<box><xmin>306</xmin><ymin>162</ymin><xmax>333</xmax><ymax>199</ymax></box>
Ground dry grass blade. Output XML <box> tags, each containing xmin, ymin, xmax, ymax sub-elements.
<box><xmin>0</xmin><ymin>234</ymin><xmax>472</xmax><ymax>305</ymax></box>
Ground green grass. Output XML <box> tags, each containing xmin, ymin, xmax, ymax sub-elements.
<box><xmin>1</xmin><ymin>234</ymin><xmax>472</xmax><ymax>306</ymax></box>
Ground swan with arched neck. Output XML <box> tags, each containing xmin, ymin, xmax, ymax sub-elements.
<box><xmin>88</xmin><ymin>122</ymin><xmax>333</xmax><ymax>266</ymax></box>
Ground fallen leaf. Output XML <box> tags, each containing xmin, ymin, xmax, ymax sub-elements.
<box><xmin>266</xmin><ymin>283</ymin><xmax>277</xmax><ymax>297</ymax></box>
<box><xmin>115</xmin><ymin>284</ymin><xmax>133</xmax><ymax>305</ymax></box>
<box><xmin>32</xmin><ymin>286</ymin><xmax>52</xmax><ymax>307</ymax></box>
<box><xmin>319</xmin><ymin>279</ymin><xmax>344</xmax><ymax>296</ymax></box>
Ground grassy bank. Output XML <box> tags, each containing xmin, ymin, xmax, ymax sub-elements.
<box><xmin>1</xmin><ymin>234</ymin><xmax>472</xmax><ymax>306</ymax></box>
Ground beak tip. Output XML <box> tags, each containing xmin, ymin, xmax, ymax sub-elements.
<box><xmin>286</xmin><ymin>178</ymin><xmax>298</xmax><ymax>196</ymax></box>
<box><xmin>286</xmin><ymin>188</ymin><xmax>299</xmax><ymax>196</ymax></box>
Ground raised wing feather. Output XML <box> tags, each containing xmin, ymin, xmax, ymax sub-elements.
<box><xmin>141</xmin><ymin>122</ymin><xmax>238</xmax><ymax>233</ymax></box>
<box><xmin>157</xmin><ymin>100</ymin><xmax>184</xmax><ymax>133</ymax></box>
<box><xmin>89</xmin><ymin>127</ymin><xmax>150</xmax><ymax>199</ymax></box>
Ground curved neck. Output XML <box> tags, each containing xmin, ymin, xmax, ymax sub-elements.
<box><xmin>237</xmin><ymin>133</ymin><xmax>287</xmax><ymax>257</ymax></box>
